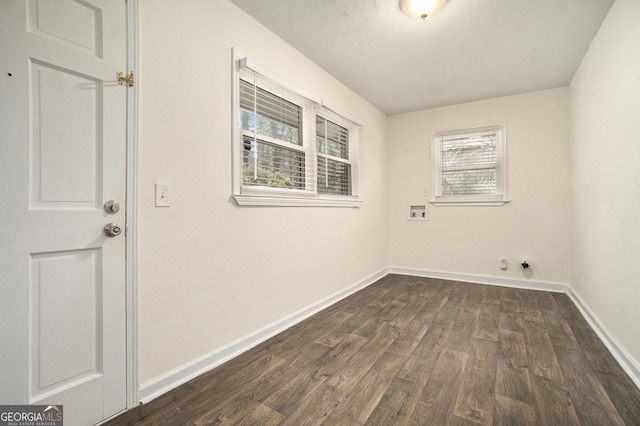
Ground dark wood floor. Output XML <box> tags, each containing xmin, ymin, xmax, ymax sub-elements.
<box><xmin>106</xmin><ymin>275</ymin><xmax>640</xmax><ymax>425</ymax></box>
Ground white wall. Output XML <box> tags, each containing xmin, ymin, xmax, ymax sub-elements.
<box><xmin>136</xmin><ymin>0</ymin><xmax>640</xmax><ymax>390</ymax></box>
<box><xmin>138</xmin><ymin>0</ymin><xmax>388</xmax><ymax>383</ymax></box>
<box><xmin>570</xmin><ymin>0</ymin><xmax>640</xmax><ymax>365</ymax></box>
<box><xmin>387</xmin><ymin>88</ymin><xmax>572</xmax><ymax>284</ymax></box>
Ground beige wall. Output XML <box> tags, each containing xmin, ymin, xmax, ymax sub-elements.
<box><xmin>570</xmin><ymin>0</ymin><xmax>640</xmax><ymax>363</ymax></box>
<box><xmin>137</xmin><ymin>0</ymin><xmax>639</xmax><ymax>388</ymax></box>
<box><xmin>387</xmin><ymin>88</ymin><xmax>572</xmax><ymax>283</ymax></box>
<box><xmin>138</xmin><ymin>0</ymin><xmax>388</xmax><ymax>383</ymax></box>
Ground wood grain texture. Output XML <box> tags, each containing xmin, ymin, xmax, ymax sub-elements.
<box><xmin>324</xmin><ymin>350</ymin><xmax>408</xmax><ymax>424</ymax></box>
<box><xmin>495</xmin><ymin>329</ymin><xmax>533</xmax><ymax>404</ymax></box>
<box><xmin>475</xmin><ymin>303</ymin><xmax>500</xmax><ymax>342</ymax></box>
<box><xmin>364</xmin><ymin>377</ymin><xmax>421</xmax><ymax>425</ymax></box>
<box><xmin>236</xmin><ymin>404</ymin><xmax>284</xmax><ymax>426</ymax></box>
<box><xmin>453</xmin><ymin>338</ymin><xmax>498</xmax><ymax>425</ymax></box>
<box><xmin>521</xmin><ymin>318</ymin><xmax>564</xmax><ymax>381</ymax></box>
<box><xmin>530</xmin><ymin>374</ymin><xmax>581</xmax><ymax>425</ymax></box>
<box><xmin>595</xmin><ymin>369</ymin><xmax>640</xmax><ymax>425</ymax></box>
<box><xmin>105</xmin><ymin>275</ymin><xmax>640</xmax><ymax>426</ymax></box>
<box><xmin>397</xmin><ymin>321</ymin><xmax>450</xmax><ymax>385</ymax></box>
<box><xmin>493</xmin><ymin>395</ymin><xmax>536</xmax><ymax>426</ymax></box>
<box><xmin>499</xmin><ymin>291</ymin><xmax>523</xmax><ymax>332</ymax></box>
<box><xmin>416</xmin><ymin>348</ymin><xmax>468</xmax><ymax>424</ymax></box>
<box><xmin>325</xmin><ymin>325</ymin><xmax>398</xmax><ymax>390</ymax></box>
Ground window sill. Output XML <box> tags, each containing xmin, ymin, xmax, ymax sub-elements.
<box><xmin>430</xmin><ymin>200</ymin><xmax>509</xmax><ymax>207</ymax></box>
<box><xmin>232</xmin><ymin>193</ymin><xmax>363</xmax><ymax>208</ymax></box>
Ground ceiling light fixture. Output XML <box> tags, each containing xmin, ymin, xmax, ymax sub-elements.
<box><xmin>399</xmin><ymin>0</ymin><xmax>446</xmax><ymax>21</ymax></box>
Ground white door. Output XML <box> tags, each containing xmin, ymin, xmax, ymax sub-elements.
<box><xmin>0</xmin><ymin>1</ymin><xmax>128</xmax><ymax>425</ymax></box>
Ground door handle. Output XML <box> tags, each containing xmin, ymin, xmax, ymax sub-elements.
<box><xmin>104</xmin><ymin>223</ymin><xmax>122</xmax><ymax>237</ymax></box>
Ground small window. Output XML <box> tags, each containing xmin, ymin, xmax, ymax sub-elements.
<box><xmin>232</xmin><ymin>55</ymin><xmax>361</xmax><ymax>207</ymax></box>
<box><xmin>316</xmin><ymin>115</ymin><xmax>352</xmax><ymax>196</ymax></box>
<box><xmin>431</xmin><ymin>124</ymin><xmax>507</xmax><ymax>205</ymax></box>
<box><xmin>240</xmin><ymin>79</ymin><xmax>307</xmax><ymax>191</ymax></box>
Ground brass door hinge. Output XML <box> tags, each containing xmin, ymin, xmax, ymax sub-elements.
<box><xmin>117</xmin><ymin>71</ymin><xmax>134</xmax><ymax>87</ymax></box>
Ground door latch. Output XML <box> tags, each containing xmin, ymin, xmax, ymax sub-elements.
<box><xmin>117</xmin><ymin>71</ymin><xmax>134</xmax><ymax>87</ymax></box>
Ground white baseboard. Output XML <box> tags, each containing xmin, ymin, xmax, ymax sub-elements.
<box><xmin>139</xmin><ymin>265</ymin><xmax>639</xmax><ymax>405</ymax></box>
<box><xmin>138</xmin><ymin>267</ymin><xmax>388</xmax><ymax>404</ymax></box>
<box><xmin>566</xmin><ymin>285</ymin><xmax>640</xmax><ymax>389</ymax></box>
<box><xmin>389</xmin><ymin>266</ymin><xmax>640</xmax><ymax>389</ymax></box>
<box><xmin>388</xmin><ymin>266</ymin><xmax>569</xmax><ymax>293</ymax></box>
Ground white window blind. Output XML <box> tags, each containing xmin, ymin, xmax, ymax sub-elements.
<box><xmin>239</xmin><ymin>79</ymin><xmax>302</xmax><ymax>146</ymax></box>
<box><xmin>316</xmin><ymin>115</ymin><xmax>352</xmax><ymax>196</ymax></box>
<box><xmin>239</xmin><ymin>76</ymin><xmax>309</xmax><ymax>191</ymax></box>
<box><xmin>432</xmin><ymin>124</ymin><xmax>507</xmax><ymax>205</ymax></box>
<box><xmin>233</xmin><ymin>55</ymin><xmax>361</xmax><ymax>207</ymax></box>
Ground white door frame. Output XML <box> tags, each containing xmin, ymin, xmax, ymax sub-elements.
<box><xmin>125</xmin><ymin>0</ymin><xmax>140</xmax><ymax>410</ymax></box>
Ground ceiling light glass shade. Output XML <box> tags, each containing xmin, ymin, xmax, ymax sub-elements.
<box><xmin>400</xmin><ymin>0</ymin><xmax>446</xmax><ymax>21</ymax></box>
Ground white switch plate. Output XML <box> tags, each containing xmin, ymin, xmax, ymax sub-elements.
<box><xmin>155</xmin><ymin>183</ymin><xmax>171</xmax><ymax>207</ymax></box>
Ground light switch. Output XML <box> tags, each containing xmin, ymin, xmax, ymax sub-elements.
<box><xmin>155</xmin><ymin>183</ymin><xmax>171</xmax><ymax>207</ymax></box>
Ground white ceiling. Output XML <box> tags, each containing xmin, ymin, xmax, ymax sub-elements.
<box><xmin>229</xmin><ymin>0</ymin><xmax>614</xmax><ymax>115</ymax></box>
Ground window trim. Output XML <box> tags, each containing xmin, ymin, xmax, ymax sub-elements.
<box><xmin>431</xmin><ymin>124</ymin><xmax>508</xmax><ymax>206</ymax></box>
<box><xmin>231</xmin><ymin>51</ymin><xmax>362</xmax><ymax>208</ymax></box>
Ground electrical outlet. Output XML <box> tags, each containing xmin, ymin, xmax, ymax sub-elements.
<box><xmin>500</xmin><ymin>258</ymin><xmax>508</xmax><ymax>270</ymax></box>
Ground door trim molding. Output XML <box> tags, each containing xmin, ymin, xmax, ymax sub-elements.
<box><xmin>125</xmin><ymin>0</ymin><xmax>140</xmax><ymax>410</ymax></box>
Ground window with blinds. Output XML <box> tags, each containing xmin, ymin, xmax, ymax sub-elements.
<box><xmin>432</xmin><ymin>125</ymin><xmax>507</xmax><ymax>205</ymax></box>
<box><xmin>239</xmin><ymin>78</ymin><xmax>307</xmax><ymax>191</ymax></box>
<box><xmin>316</xmin><ymin>115</ymin><xmax>351</xmax><ymax>196</ymax></box>
<box><xmin>233</xmin><ymin>56</ymin><xmax>361</xmax><ymax>207</ymax></box>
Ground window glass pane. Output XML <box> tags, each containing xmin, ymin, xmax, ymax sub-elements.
<box><xmin>316</xmin><ymin>116</ymin><xmax>348</xmax><ymax>159</ymax></box>
<box><xmin>239</xmin><ymin>80</ymin><xmax>257</xmax><ymax>134</ymax></box>
<box><xmin>316</xmin><ymin>115</ymin><xmax>326</xmax><ymax>155</ymax></box>
<box><xmin>442</xmin><ymin>134</ymin><xmax>496</xmax><ymax>168</ymax></box>
<box><xmin>442</xmin><ymin>169</ymin><xmax>496</xmax><ymax>195</ymax></box>
<box><xmin>317</xmin><ymin>157</ymin><xmax>351</xmax><ymax>195</ymax></box>
<box><xmin>243</xmin><ymin>138</ymin><xmax>305</xmax><ymax>190</ymax></box>
<box><xmin>240</xmin><ymin>80</ymin><xmax>302</xmax><ymax>146</ymax></box>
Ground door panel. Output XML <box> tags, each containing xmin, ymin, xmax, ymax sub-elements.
<box><xmin>0</xmin><ymin>1</ymin><xmax>128</xmax><ymax>425</ymax></box>
<box><xmin>31</xmin><ymin>249</ymin><xmax>102</xmax><ymax>396</ymax></box>
<box><xmin>27</xmin><ymin>0</ymin><xmax>103</xmax><ymax>57</ymax></box>
<box><xmin>31</xmin><ymin>61</ymin><xmax>102</xmax><ymax>207</ymax></box>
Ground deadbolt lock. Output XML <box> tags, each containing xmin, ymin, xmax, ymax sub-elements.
<box><xmin>104</xmin><ymin>200</ymin><xmax>120</xmax><ymax>214</ymax></box>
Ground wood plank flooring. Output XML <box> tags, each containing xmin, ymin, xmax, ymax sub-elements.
<box><xmin>105</xmin><ymin>275</ymin><xmax>640</xmax><ymax>425</ymax></box>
